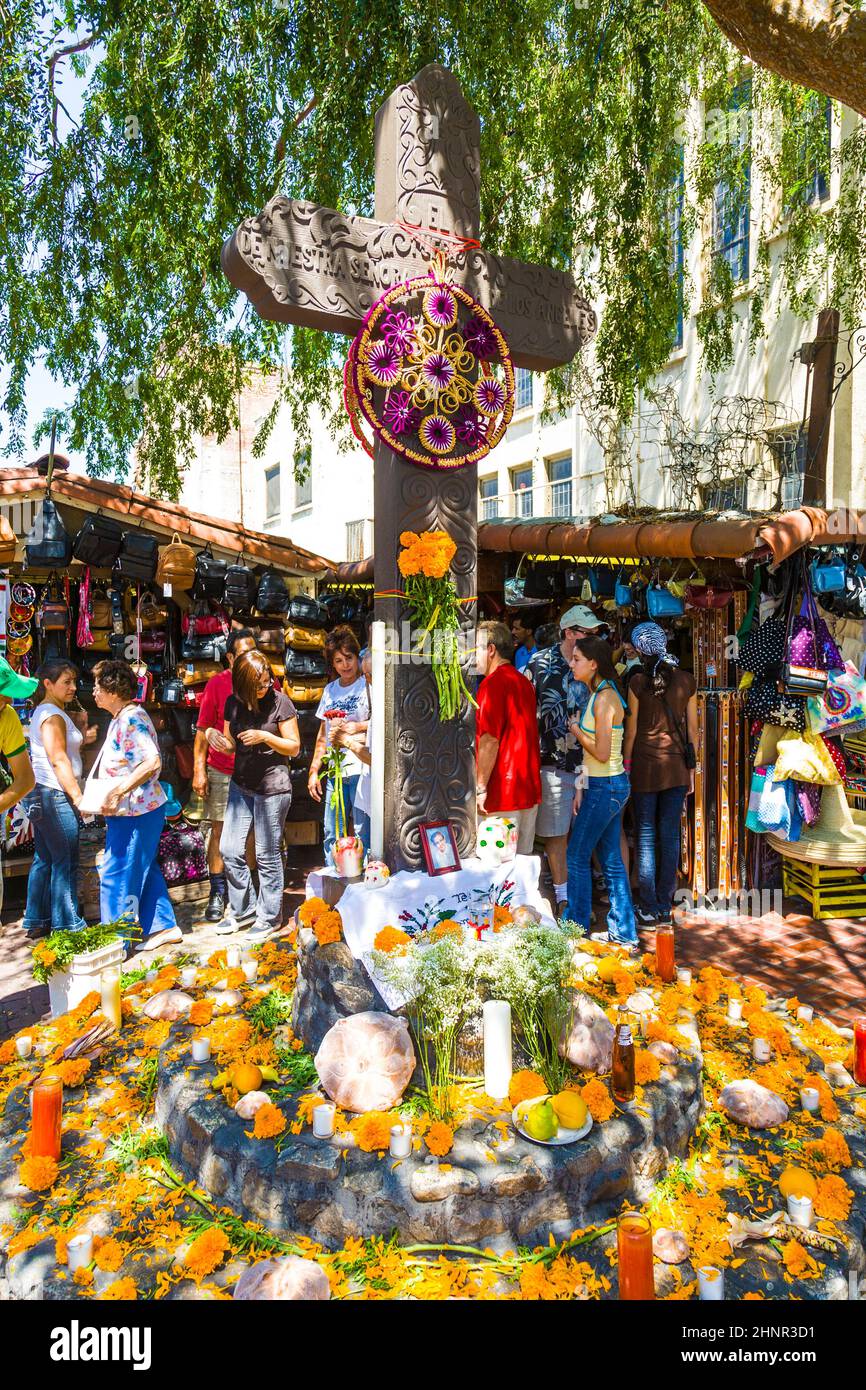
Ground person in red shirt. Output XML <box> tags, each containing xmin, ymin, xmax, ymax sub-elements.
<box><xmin>475</xmin><ymin>620</ymin><xmax>541</xmax><ymax>854</ymax></box>
<box><xmin>193</xmin><ymin>628</ymin><xmax>257</xmax><ymax>920</ymax></box>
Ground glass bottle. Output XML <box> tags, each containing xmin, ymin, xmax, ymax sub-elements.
<box><xmin>612</xmin><ymin>1007</ymin><xmax>636</xmax><ymax>1107</ymax></box>
<box><xmin>854</xmin><ymin>1016</ymin><xmax>866</xmax><ymax>1086</ymax></box>
<box><xmin>655</xmin><ymin>922</ymin><xmax>676</xmax><ymax>983</ymax></box>
<box><xmin>30</xmin><ymin>1076</ymin><xmax>63</xmax><ymax>1161</ymax></box>
<box><xmin>617</xmin><ymin>1211</ymin><xmax>655</xmax><ymax>1300</ymax></box>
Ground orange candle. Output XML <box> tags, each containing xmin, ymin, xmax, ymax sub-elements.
<box><xmin>617</xmin><ymin>1211</ymin><xmax>655</xmax><ymax>1300</ymax></box>
<box><xmin>854</xmin><ymin>1017</ymin><xmax>866</xmax><ymax>1086</ymax></box>
<box><xmin>30</xmin><ymin>1077</ymin><xmax>63</xmax><ymax>1161</ymax></box>
<box><xmin>655</xmin><ymin>924</ymin><xmax>676</xmax><ymax>983</ymax></box>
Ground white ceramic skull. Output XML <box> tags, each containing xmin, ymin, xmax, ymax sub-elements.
<box><xmin>476</xmin><ymin>816</ymin><xmax>518</xmax><ymax>866</ymax></box>
<box><xmin>363</xmin><ymin>859</ymin><xmax>391</xmax><ymax>888</ymax></box>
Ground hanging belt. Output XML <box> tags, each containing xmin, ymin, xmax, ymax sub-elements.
<box><xmin>693</xmin><ymin>693</ymin><xmax>707</xmax><ymax>899</ymax></box>
<box><xmin>717</xmin><ymin>692</ymin><xmax>732</xmax><ymax>903</ymax></box>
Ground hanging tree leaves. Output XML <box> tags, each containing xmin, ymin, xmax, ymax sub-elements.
<box><xmin>1</xmin><ymin>0</ymin><xmax>864</xmax><ymax>498</ymax></box>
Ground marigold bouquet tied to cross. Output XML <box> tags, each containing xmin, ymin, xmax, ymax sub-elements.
<box><xmin>397</xmin><ymin>529</ymin><xmax>476</xmax><ymax>722</ymax></box>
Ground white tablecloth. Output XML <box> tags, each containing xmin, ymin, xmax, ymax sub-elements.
<box><xmin>306</xmin><ymin>855</ymin><xmax>548</xmax><ymax>960</ymax></box>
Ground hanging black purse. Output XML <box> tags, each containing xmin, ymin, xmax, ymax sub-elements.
<box><xmin>224</xmin><ymin>562</ymin><xmax>258</xmax><ymax>611</ymax></box>
<box><xmin>159</xmin><ymin>611</ymin><xmax>185</xmax><ymax>703</ymax></box>
<box><xmin>256</xmin><ymin>570</ymin><xmax>290</xmax><ymax>614</ymax></box>
<box><xmin>25</xmin><ymin>498</ymin><xmax>72</xmax><ymax>567</ymax></box>
<box><xmin>287</xmin><ymin>594</ymin><xmax>327</xmax><ymax>628</ymax></box>
<box><xmin>72</xmin><ymin>512</ymin><xmax>125</xmax><ymax>568</ymax></box>
<box><xmin>116</xmin><ymin>528</ymin><xmax>159</xmax><ymax>582</ymax></box>
<box><xmin>284</xmin><ymin>647</ymin><xmax>327</xmax><ymax>679</ymax></box>
<box><xmin>193</xmin><ymin>543</ymin><xmax>228</xmax><ymax>600</ymax></box>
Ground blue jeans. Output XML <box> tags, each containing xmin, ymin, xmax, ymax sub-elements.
<box><xmin>222</xmin><ymin>784</ymin><xmax>292</xmax><ymax>931</ymax></box>
<box><xmin>22</xmin><ymin>786</ymin><xmax>86</xmax><ymax>934</ymax></box>
<box><xmin>353</xmin><ymin>804</ymin><xmax>371</xmax><ymax>856</ymax></box>
<box><xmin>632</xmin><ymin>786</ymin><xmax>687</xmax><ymax>919</ymax></box>
<box><xmin>566</xmin><ymin>773</ymin><xmax>637</xmax><ymax>945</ymax></box>
<box><xmin>323</xmin><ymin>774</ymin><xmax>360</xmax><ymax>860</ymax></box>
<box><xmin>100</xmin><ymin>806</ymin><xmax>176</xmax><ymax>940</ymax></box>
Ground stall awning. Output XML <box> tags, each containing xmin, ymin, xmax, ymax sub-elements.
<box><xmin>0</xmin><ymin>468</ymin><xmax>336</xmax><ymax>575</ymax></box>
<box><xmin>323</xmin><ymin>505</ymin><xmax>865</xmax><ymax>584</ymax></box>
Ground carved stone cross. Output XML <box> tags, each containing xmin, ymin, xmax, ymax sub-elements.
<box><xmin>223</xmin><ymin>64</ymin><xmax>596</xmax><ymax>871</ymax></box>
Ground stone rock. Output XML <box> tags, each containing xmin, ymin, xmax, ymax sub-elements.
<box><xmin>206</xmin><ymin>988</ymin><xmax>244</xmax><ymax>1010</ymax></box>
<box><xmin>292</xmin><ymin>937</ymin><xmax>384</xmax><ymax>1054</ymax></box>
<box><xmin>648</xmin><ymin>1041</ymin><xmax>679</xmax><ymax>1066</ymax></box>
<box><xmin>233</xmin><ymin>1255</ymin><xmax>330</xmax><ymax>1300</ymax></box>
<box><xmin>824</xmin><ymin>1061</ymin><xmax>855</xmax><ymax>1088</ymax></box>
<box><xmin>653</xmin><ymin>1227</ymin><xmax>690</xmax><ymax>1263</ymax></box>
<box><xmin>142</xmin><ymin>989</ymin><xmax>193</xmax><ymax>1021</ymax></box>
<box><xmin>410</xmin><ymin>1165</ymin><xmax>480</xmax><ymax>1203</ymax></box>
<box><xmin>627</xmin><ymin>991</ymin><xmax>655</xmax><ymax>1013</ymax></box>
<box><xmin>234</xmin><ymin>1090</ymin><xmax>271</xmax><ymax>1119</ymax></box>
<box><xmin>559</xmin><ymin>991</ymin><xmax>615</xmax><ymax>1073</ymax></box>
<box><xmin>315</xmin><ymin>1011</ymin><xmax>415</xmax><ymax>1113</ymax></box>
<box><xmin>719</xmin><ymin>1079</ymin><xmax>789</xmax><ymax>1129</ymax></box>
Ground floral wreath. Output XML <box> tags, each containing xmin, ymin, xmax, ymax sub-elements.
<box><xmin>344</xmin><ymin>256</ymin><xmax>515</xmax><ymax>470</ymax></box>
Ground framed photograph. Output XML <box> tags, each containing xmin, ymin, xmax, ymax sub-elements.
<box><xmin>420</xmin><ymin>820</ymin><xmax>461</xmax><ymax>877</ymax></box>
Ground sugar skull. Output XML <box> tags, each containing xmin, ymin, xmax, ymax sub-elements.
<box><xmin>475</xmin><ymin>816</ymin><xmax>518</xmax><ymax>866</ymax></box>
<box><xmin>363</xmin><ymin>859</ymin><xmax>391</xmax><ymax>888</ymax></box>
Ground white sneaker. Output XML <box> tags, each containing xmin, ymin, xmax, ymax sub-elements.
<box><xmin>134</xmin><ymin>926</ymin><xmax>184</xmax><ymax>952</ymax></box>
<box><xmin>214</xmin><ymin>910</ymin><xmax>256</xmax><ymax>937</ymax></box>
<box><xmin>245</xmin><ymin>922</ymin><xmax>275</xmax><ymax>944</ymax></box>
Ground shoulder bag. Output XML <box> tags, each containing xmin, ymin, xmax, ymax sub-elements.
<box><xmin>78</xmin><ymin>728</ymin><xmax>126</xmax><ymax>816</ymax></box>
<box><xmin>72</xmin><ymin>512</ymin><xmax>125</xmax><ymax>568</ymax></box>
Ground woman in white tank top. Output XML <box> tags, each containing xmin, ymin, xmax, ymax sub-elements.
<box><xmin>22</xmin><ymin>660</ymin><xmax>96</xmax><ymax>938</ymax></box>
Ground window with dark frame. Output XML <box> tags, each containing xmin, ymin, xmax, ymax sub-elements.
<box><xmin>265</xmin><ymin>463</ymin><xmax>281</xmax><ymax>522</ymax></box>
<box><xmin>713</xmin><ymin>80</ymin><xmax>752</xmax><ymax>286</ymax></box>
<box><xmin>479</xmin><ymin>475</ymin><xmax>500</xmax><ymax>520</ymax></box>
<box><xmin>515</xmin><ymin>368</ymin><xmax>533</xmax><ymax>412</ymax></box>
<box><xmin>699</xmin><ymin>476</ymin><xmax>748</xmax><ymax>512</ymax></box>
<box><xmin>767</xmin><ymin>426</ymin><xmax>808</xmax><ymax>510</ymax></box>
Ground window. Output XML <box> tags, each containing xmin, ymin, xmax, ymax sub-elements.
<box><xmin>700</xmin><ymin>477</ymin><xmax>748</xmax><ymax>512</ymax></box>
<box><xmin>479</xmin><ymin>475</ymin><xmax>500</xmax><ymax>521</ymax></box>
<box><xmin>515</xmin><ymin>369</ymin><xmax>533</xmax><ymax>412</ymax></box>
<box><xmin>668</xmin><ymin>149</ymin><xmax>685</xmax><ymax>349</ymax></box>
<box><xmin>511</xmin><ymin>465</ymin><xmax>534</xmax><ymax>518</ymax></box>
<box><xmin>346</xmin><ymin>519</ymin><xmax>367</xmax><ymax>562</ymax></box>
<box><xmin>547</xmin><ymin>456</ymin><xmax>573</xmax><ymax>517</ymax></box>
<box><xmin>294</xmin><ymin>449</ymin><xmax>312</xmax><ymax>510</ymax></box>
<box><xmin>265</xmin><ymin>464</ymin><xmax>281</xmax><ymax>522</ymax></box>
<box><xmin>767</xmin><ymin>426</ymin><xmax>808</xmax><ymax>509</ymax></box>
<box><xmin>799</xmin><ymin>96</ymin><xmax>832</xmax><ymax>207</ymax></box>
<box><xmin>713</xmin><ymin>80</ymin><xmax>751</xmax><ymax>285</ymax></box>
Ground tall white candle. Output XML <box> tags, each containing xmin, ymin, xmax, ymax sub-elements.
<box><xmin>483</xmin><ymin>1000</ymin><xmax>513</xmax><ymax>1100</ymax></box>
<box><xmin>752</xmin><ymin>1037</ymin><xmax>771</xmax><ymax>1063</ymax></box>
<box><xmin>370</xmin><ymin>620</ymin><xmax>386</xmax><ymax>860</ymax></box>
<box><xmin>181</xmin><ymin>966</ymin><xmax>197</xmax><ymax>990</ymax></box>
<box><xmin>242</xmin><ymin>959</ymin><xmax>258</xmax><ymax>983</ymax></box>
<box><xmin>226</xmin><ymin>946</ymin><xmax>241</xmax><ymax>969</ymax></box>
<box><xmin>15</xmin><ymin>1036</ymin><xmax>33</xmax><ymax>1060</ymax></box>
<box><xmin>697</xmin><ymin>1266</ymin><xmax>725</xmax><ymax>1301</ymax></box>
<box><xmin>100</xmin><ymin>966</ymin><xmax>122</xmax><ymax>1031</ymax></box>
<box><xmin>727</xmin><ymin>997</ymin><xmax>743</xmax><ymax>1023</ymax></box>
<box><xmin>66</xmin><ymin>1231</ymin><xmax>93</xmax><ymax>1273</ymax></box>
<box><xmin>797</xmin><ymin>1005</ymin><xmax>814</xmax><ymax>1024</ymax></box>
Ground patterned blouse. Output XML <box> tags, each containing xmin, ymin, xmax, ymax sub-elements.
<box><xmin>101</xmin><ymin>705</ymin><xmax>166</xmax><ymax>817</ymax></box>
<box><xmin>523</xmin><ymin>644</ymin><xmax>589</xmax><ymax>773</ymax></box>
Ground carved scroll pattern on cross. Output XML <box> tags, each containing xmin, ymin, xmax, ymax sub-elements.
<box><xmin>393</xmin><ymin>68</ymin><xmax>480</xmax><ymax>240</ymax></box>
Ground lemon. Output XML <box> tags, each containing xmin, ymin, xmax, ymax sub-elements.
<box><xmin>551</xmin><ymin>1090</ymin><xmax>588</xmax><ymax>1130</ymax></box>
<box><xmin>523</xmin><ymin>1099</ymin><xmax>559</xmax><ymax>1141</ymax></box>
<box><xmin>778</xmin><ymin>1166</ymin><xmax>817</xmax><ymax>1201</ymax></box>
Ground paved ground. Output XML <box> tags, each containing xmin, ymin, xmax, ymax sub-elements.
<box><xmin>1</xmin><ymin>850</ymin><xmax>863</xmax><ymax>1036</ymax></box>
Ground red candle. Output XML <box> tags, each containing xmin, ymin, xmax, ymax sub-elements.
<box><xmin>30</xmin><ymin>1077</ymin><xmax>63</xmax><ymax>1161</ymax></box>
<box><xmin>617</xmin><ymin>1212</ymin><xmax>655</xmax><ymax>1300</ymax></box>
<box><xmin>854</xmin><ymin>1017</ymin><xmax>866</xmax><ymax>1086</ymax></box>
<box><xmin>655</xmin><ymin>924</ymin><xmax>676</xmax><ymax>983</ymax></box>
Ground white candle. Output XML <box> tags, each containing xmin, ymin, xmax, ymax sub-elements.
<box><xmin>226</xmin><ymin>946</ymin><xmax>241</xmax><ymax>969</ymax></box>
<box><xmin>787</xmin><ymin>1194</ymin><xmax>813</xmax><ymax>1229</ymax></box>
<box><xmin>752</xmin><ymin>1037</ymin><xmax>771</xmax><ymax>1063</ymax></box>
<box><xmin>797</xmin><ymin>1005</ymin><xmax>814</xmax><ymax>1024</ymax></box>
<box><xmin>312</xmin><ymin>1103</ymin><xmax>336</xmax><ymax>1138</ymax></box>
<box><xmin>676</xmin><ymin>968</ymin><xmax>692</xmax><ymax>987</ymax></box>
<box><xmin>483</xmin><ymin>1000</ymin><xmax>513</xmax><ymax>1100</ymax></box>
<box><xmin>242</xmin><ymin>959</ymin><xmax>258</xmax><ymax>983</ymax></box>
<box><xmin>722</xmin><ymin>1151</ymin><xmax>740</xmax><ymax>1183</ymax></box>
<box><xmin>191</xmin><ymin>1037</ymin><xmax>211</xmax><ymax>1062</ymax></box>
<box><xmin>181</xmin><ymin>967</ymin><xmax>197</xmax><ymax>990</ymax></box>
<box><xmin>370</xmin><ymin>620</ymin><xmax>386</xmax><ymax>860</ymax></box>
<box><xmin>800</xmin><ymin>1086</ymin><xmax>820</xmax><ymax>1113</ymax></box>
<box><xmin>66</xmin><ymin>1231</ymin><xmax>93</xmax><ymax>1273</ymax></box>
<box><xmin>100</xmin><ymin>966</ymin><xmax>122</xmax><ymax>1031</ymax></box>
<box><xmin>15</xmin><ymin>1036</ymin><xmax>33</xmax><ymax>1060</ymax></box>
<box><xmin>389</xmin><ymin>1123</ymin><xmax>412</xmax><ymax>1158</ymax></box>
<box><xmin>697</xmin><ymin>1266</ymin><xmax>725</xmax><ymax>1301</ymax></box>
<box><xmin>727</xmin><ymin>997</ymin><xmax>743</xmax><ymax>1023</ymax></box>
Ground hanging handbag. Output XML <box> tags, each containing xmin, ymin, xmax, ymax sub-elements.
<box><xmin>25</xmin><ymin>497</ymin><xmax>72</xmax><ymax>567</ymax></box>
<box><xmin>646</xmin><ymin>585</ymin><xmax>685</xmax><ymax>619</ymax></box>
<box><xmin>157</xmin><ymin>815</ymin><xmax>208</xmax><ymax>886</ymax></box>
<box><xmin>180</xmin><ymin>635</ymin><xmax>226</xmax><ymax>662</ymax></box>
<box><xmin>192</xmin><ymin>544</ymin><xmax>228</xmax><ymax>601</ymax></box>
<box><xmin>809</xmin><ymin>551</ymin><xmax>846</xmax><ymax>595</ymax></box>
<box><xmin>224</xmin><ymin>562</ymin><xmax>258</xmax><ymax>611</ymax></box>
<box><xmin>72</xmin><ymin>512</ymin><xmax>125</xmax><ymax>568</ymax></box>
<box><xmin>140</xmin><ymin>632</ymin><xmax>167</xmax><ymax>656</ymax></box>
<box><xmin>283</xmin><ymin>623</ymin><xmax>326</xmax><ymax>652</ymax></box>
<box><xmin>178</xmin><ymin>661</ymin><xmax>222</xmax><ymax>687</ymax></box>
<box><xmin>284</xmin><ymin>648</ymin><xmax>327</xmax><ymax>679</ymax></box>
<box><xmin>90</xmin><ymin>588</ymin><xmax>112</xmax><ymax>629</ymax></box>
<box><xmin>138</xmin><ymin>590</ymin><xmax>170</xmax><ymax>629</ymax></box>
<box><xmin>286</xmin><ymin>594</ymin><xmax>328</xmax><ymax>628</ymax></box>
<box><xmin>38</xmin><ymin>577</ymin><xmax>69</xmax><ymax>632</ymax></box>
<box><xmin>523</xmin><ymin>561</ymin><xmax>560</xmax><ymax>600</ymax></box>
<box><xmin>256</xmin><ymin>626</ymin><xmax>286</xmax><ymax>655</ymax></box>
<box><xmin>283</xmin><ymin>679</ymin><xmax>326</xmax><ymax>704</ymax></box>
<box><xmin>256</xmin><ymin>570</ymin><xmax>291</xmax><ymax>614</ymax></box>
<box><xmin>807</xmin><ymin>662</ymin><xmax>866</xmax><ymax>737</ymax></box>
<box><xmin>563</xmin><ymin>565</ymin><xmax>582</xmax><ymax>597</ymax></box>
<box><xmin>686</xmin><ymin>583</ymin><xmax>734</xmax><ymax>609</ymax></box>
<box><xmin>589</xmin><ymin>567</ymin><xmax>616</xmax><ymax>599</ymax></box>
<box><xmin>772</xmin><ymin>729</ymin><xmax>841</xmax><ymax>785</ymax></box>
<box><xmin>744</xmin><ymin>678</ymin><xmax>807</xmax><ymax>731</ymax></box>
<box><xmin>614</xmin><ymin>565</ymin><xmax>633</xmax><ymax>608</ymax></box>
<box><xmin>183</xmin><ymin>602</ymin><xmax>229</xmax><ymax>638</ymax></box>
<box><xmin>778</xmin><ymin>554</ymin><xmax>829</xmax><ymax>698</ymax></box>
<box><xmin>160</xmin><ymin>677</ymin><xmax>185</xmax><ymax>704</ymax></box>
<box><xmin>116</xmin><ymin>529</ymin><xmax>158</xmax><ymax>582</ymax></box>
<box><xmin>156</xmin><ymin>532</ymin><xmax>196</xmax><ymax>591</ymax></box>
<box><xmin>76</xmin><ymin>567</ymin><xmax>94</xmax><ymax>649</ymax></box>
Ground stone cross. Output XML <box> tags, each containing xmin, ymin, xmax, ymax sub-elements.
<box><xmin>223</xmin><ymin>63</ymin><xmax>596</xmax><ymax>871</ymax></box>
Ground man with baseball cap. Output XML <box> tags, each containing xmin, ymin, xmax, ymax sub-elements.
<box><xmin>0</xmin><ymin>656</ymin><xmax>37</xmax><ymax>921</ymax></box>
<box><xmin>523</xmin><ymin>603</ymin><xmax>608</xmax><ymax>917</ymax></box>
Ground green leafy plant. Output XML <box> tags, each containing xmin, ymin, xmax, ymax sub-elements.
<box><xmin>318</xmin><ymin>746</ymin><xmax>349</xmax><ymax>841</ymax></box>
<box><xmin>476</xmin><ymin>922</ymin><xmax>579</xmax><ymax>1094</ymax></box>
<box><xmin>273</xmin><ymin>1047</ymin><xmax>318</xmax><ymax>1097</ymax></box>
<box><xmin>120</xmin><ymin>957</ymin><xmax>165</xmax><ymax>990</ymax></box>
<box><xmin>132</xmin><ymin>1057</ymin><xmax>160</xmax><ymax>1111</ymax></box>
<box><xmin>111</xmin><ymin>1123</ymin><xmax>169</xmax><ymax>1171</ymax></box>
<box><xmin>248</xmin><ymin>987</ymin><xmax>294</xmax><ymax>1037</ymax></box>
<box><xmin>31</xmin><ymin>920</ymin><xmax>135</xmax><ymax>984</ymax></box>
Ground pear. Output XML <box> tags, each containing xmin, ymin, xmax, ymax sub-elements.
<box><xmin>523</xmin><ymin>1099</ymin><xmax>559</xmax><ymax>1142</ymax></box>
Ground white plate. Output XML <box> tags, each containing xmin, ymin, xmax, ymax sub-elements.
<box><xmin>512</xmin><ymin>1095</ymin><xmax>594</xmax><ymax>1146</ymax></box>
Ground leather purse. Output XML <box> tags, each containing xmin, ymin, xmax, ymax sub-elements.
<box><xmin>256</xmin><ymin>626</ymin><xmax>286</xmax><ymax>654</ymax></box>
<box><xmin>778</xmin><ymin>554</ymin><xmax>829</xmax><ymax>698</ymax></box>
<box><xmin>180</xmin><ymin>635</ymin><xmax>226</xmax><ymax>662</ymax></box>
<box><xmin>810</xmin><ymin>553</ymin><xmax>846</xmax><ymax>595</ymax></box>
<box><xmin>284</xmin><ymin>647</ymin><xmax>327</xmax><ymax>678</ymax></box>
<box><xmin>160</xmin><ymin>676</ymin><xmax>185</xmax><ymax>705</ymax></box>
<box><xmin>287</xmin><ymin>594</ymin><xmax>327</xmax><ymax>628</ymax></box>
<box><xmin>88</xmin><ymin>629</ymin><xmax>112</xmax><ymax>652</ymax></box>
<box><xmin>256</xmin><ymin>570</ymin><xmax>290</xmax><ymax>614</ymax></box>
<box><xmin>269</xmin><ymin>661</ymin><xmax>286</xmax><ymax>680</ymax></box>
<box><xmin>139</xmin><ymin>591</ymin><xmax>170</xmax><ymax>629</ymax></box>
<box><xmin>156</xmin><ymin>532</ymin><xmax>196</xmax><ymax>590</ymax></box>
<box><xmin>224</xmin><ymin>562</ymin><xmax>258</xmax><ymax>611</ymax></box>
<box><xmin>140</xmin><ymin>632</ymin><xmax>167</xmax><ymax>655</ymax></box>
<box><xmin>178</xmin><ymin>661</ymin><xmax>222</xmax><ymax>687</ymax></box>
<box><xmin>25</xmin><ymin>498</ymin><xmax>72</xmax><ymax>568</ymax></box>
<box><xmin>283</xmin><ymin>679</ymin><xmax>326</xmax><ymax>704</ymax></box>
<box><xmin>116</xmin><ymin>529</ymin><xmax>158</xmax><ymax>581</ymax></box>
<box><xmin>646</xmin><ymin>585</ymin><xmax>685</xmax><ymax>618</ymax></box>
<box><xmin>284</xmin><ymin>623</ymin><xmax>326</xmax><ymax>652</ymax></box>
<box><xmin>183</xmin><ymin>601</ymin><xmax>229</xmax><ymax>637</ymax></box>
<box><xmin>39</xmin><ymin>579</ymin><xmax>69</xmax><ymax>631</ymax></box>
<box><xmin>193</xmin><ymin>544</ymin><xmax>228</xmax><ymax>601</ymax></box>
<box><xmin>686</xmin><ymin>583</ymin><xmax>734</xmax><ymax>609</ymax></box>
<box><xmin>91</xmin><ymin>591</ymin><xmax>112</xmax><ymax>628</ymax></box>
<box><xmin>72</xmin><ymin>512</ymin><xmax>124</xmax><ymax>568</ymax></box>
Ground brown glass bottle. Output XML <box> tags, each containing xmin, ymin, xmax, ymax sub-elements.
<box><xmin>612</xmin><ymin>1009</ymin><xmax>636</xmax><ymax>1107</ymax></box>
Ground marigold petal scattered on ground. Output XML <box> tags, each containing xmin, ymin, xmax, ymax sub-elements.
<box><xmin>581</xmin><ymin>1078</ymin><xmax>615</xmax><ymax>1122</ymax></box>
<box><xmin>184</xmin><ymin>1227</ymin><xmax>230</xmax><ymax>1280</ymax></box>
<box><xmin>100</xmin><ymin>1276</ymin><xmax>138</xmax><ymax>1299</ymax></box>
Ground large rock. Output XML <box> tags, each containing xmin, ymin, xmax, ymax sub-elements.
<box><xmin>719</xmin><ymin>1079</ymin><xmax>789</xmax><ymax>1129</ymax></box>
<box><xmin>233</xmin><ymin>1256</ymin><xmax>330</xmax><ymax>1300</ymax></box>
<box><xmin>559</xmin><ymin>991</ymin><xmax>615</xmax><ymax>1073</ymax></box>
<box><xmin>292</xmin><ymin>938</ymin><xmax>384</xmax><ymax>1053</ymax></box>
<box><xmin>315</xmin><ymin>1012</ymin><xmax>415</xmax><ymax>1113</ymax></box>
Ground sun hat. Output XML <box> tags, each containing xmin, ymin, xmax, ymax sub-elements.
<box><xmin>0</xmin><ymin>655</ymin><xmax>38</xmax><ymax>701</ymax></box>
<box><xmin>559</xmin><ymin>604</ymin><xmax>606</xmax><ymax>632</ymax></box>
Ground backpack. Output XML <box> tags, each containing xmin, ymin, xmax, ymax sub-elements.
<box><xmin>256</xmin><ymin>570</ymin><xmax>290</xmax><ymax>615</ymax></box>
<box><xmin>72</xmin><ymin>513</ymin><xmax>125</xmax><ymax>568</ymax></box>
<box><xmin>193</xmin><ymin>544</ymin><xmax>228</xmax><ymax>600</ymax></box>
<box><xmin>116</xmin><ymin>529</ymin><xmax>159</xmax><ymax>582</ymax></box>
<box><xmin>224</xmin><ymin>563</ymin><xmax>257</xmax><ymax>611</ymax></box>
<box><xmin>25</xmin><ymin>498</ymin><xmax>72</xmax><ymax>568</ymax></box>
<box><xmin>156</xmin><ymin>532</ymin><xmax>196</xmax><ymax>591</ymax></box>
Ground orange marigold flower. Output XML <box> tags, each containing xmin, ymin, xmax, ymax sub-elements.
<box><xmin>184</xmin><ymin>1227</ymin><xmax>230</xmax><ymax>1280</ymax></box>
<box><xmin>429</xmin><ymin>918</ymin><xmax>461</xmax><ymax>940</ymax></box>
<box><xmin>425</xmin><ymin>1121</ymin><xmax>454</xmax><ymax>1156</ymax></box>
<box><xmin>508</xmin><ymin>1069</ymin><xmax>547</xmax><ymax>1106</ymax></box>
<box><xmin>313</xmin><ymin>910</ymin><xmax>342</xmax><ymax>946</ymax></box>
<box><xmin>782</xmin><ymin>1238</ymin><xmax>820</xmax><ymax>1280</ymax></box>
<box><xmin>493</xmin><ymin>905</ymin><xmax>513</xmax><ymax>928</ymax></box>
<box><xmin>803</xmin><ymin>1073</ymin><xmax>840</xmax><ymax>1123</ymax></box>
<box><xmin>71</xmin><ymin>990</ymin><xmax>101</xmax><ymax>1018</ymax></box>
<box><xmin>814</xmin><ymin>1126</ymin><xmax>851</xmax><ymax>1171</ymax></box>
<box><xmin>612</xmin><ymin>967</ymin><xmax>634</xmax><ymax>999</ymax></box>
<box><xmin>100</xmin><ymin>1276</ymin><xmax>138</xmax><ymax>1300</ymax></box>
<box><xmin>208</xmin><ymin>950</ymin><xmax>227</xmax><ymax>968</ymax></box>
<box><xmin>250</xmin><ymin>1103</ymin><xmax>287</xmax><ymax>1140</ymax></box>
<box><xmin>18</xmin><ymin>1155</ymin><xmax>59</xmax><ymax>1191</ymax></box>
<box><xmin>73</xmin><ymin>1266</ymin><xmax>94</xmax><ymax>1287</ymax></box>
<box><xmin>581</xmin><ymin>1078</ymin><xmax>615</xmax><ymax>1123</ymax></box>
<box><xmin>225</xmin><ymin>968</ymin><xmax>245</xmax><ymax>989</ymax></box>
<box><xmin>814</xmin><ymin>1173</ymin><xmax>853</xmax><ymax>1222</ymax></box>
<box><xmin>94</xmin><ymin>1237</ymin><xmax>125</xmax><ymax>1272</ymax></box>
<box><xmin>189</xmin><ymin>1000</ymin><xmax>213</xmax><ymax>1027</ymax></box>
<box><xmin>373</xmin><ymin>925</ymin><xmax>411</xmax><ymax>953</ymax></box>
<box><xmin>55</xmin><ymin>1232</ymin><xmax>69</xmax><ymax>1265</ymax></box>
<box><xmin>634</xmin><ymin>1050</ymin><xmax>661</xmax><ymax>1085</ymax></box>
<box><xmin>350</xmin><ymin>1111</ymin><xmax>393</xmax><ymax>1153</ymax></box>
<box><xmin>54</xmin><ymin>1058</ymin><xmax>91</xmax><ymax>1087</ymax></box>
<box><xmin>399</xmin><ymin>531</ymin><xmax>419</xmax><ymax>547</ymax></box>
<box><xmin>0</xmin><ymin>1038</ymin><xmax>18</xmax><ymax>1065</ymax></box>
<box><xmin>298</xmin><ymin>896</ymin><xmax>328</xmax><ymax>927</ymax></box>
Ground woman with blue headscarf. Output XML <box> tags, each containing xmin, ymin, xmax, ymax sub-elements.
<box><xmin>622</xmin><ymin>622</ymin><xmax>698</xmax><ymax>928</ymax></box>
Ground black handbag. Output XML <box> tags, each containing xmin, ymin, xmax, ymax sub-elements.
<box><xmin>25</xmin><ymin>498</ymin><xmax>72</xmax><ymax>567</ymax></box>
<box><xmin>224</xmin><ymin>562</ymin><xmax>258</xmax><ymax>611</ymax></box>
<box><xmin>256</xmin><ymin>570</ymin><xmax>290</xmax><ymax>614</ymax></box>
<box><xmin>116</xmin><ymin>529</ymin><xmax>158</xmax><ymax>582</ymax></box>
<box><xmin>180</xmin><ymin>634</ymin><xmax>227</xmax><ymax>663</ymax></box>
<box><xmin>287</xmin><ymin>594</ymin><xmax>327</xmax><ymax>628</ymax></box>
<box><xmin>523</xmin><ymin>561</ymin><xmax>560</xmax><ymax>600</ymax></box>
<box><xmin>193</xmin><ymin>544</ymin><xmax>228</xmax><ymax>600</ymax></box>
<box><xmin>72</xmin><ymin>513</ymin><xmax>125</xmax><ymax>568</ymax></box>
<box><xmin>160</xmin><ymin>676</ymin><xmax>185</xmax><ymax>705</ymax></box>
<box><xmin>284</xmin><ymin>647</ymin><xmax>327</xmax><ymax>678</ymax></box>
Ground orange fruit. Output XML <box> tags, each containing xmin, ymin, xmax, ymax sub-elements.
<box><xmin>778</xmin><ymin>1166</ymin><xmax>817</xmax><ymax>1201</ymax></box>
<box><xmin>231</xmin><ymin>1062</ymin><xmax>264</xmax><ymax>1096</ymax></box>
<box><xmin>596</xmin><ymin>957</ymin><xmax>619</xmax><ymax>983</ymax></box>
